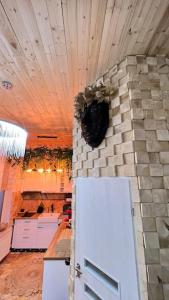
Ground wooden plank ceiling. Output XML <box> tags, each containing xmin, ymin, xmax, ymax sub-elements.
<box><xmin>0</xmin><ymin>0</ymin><xmax>168</xmax><ymax>145</ymax></box>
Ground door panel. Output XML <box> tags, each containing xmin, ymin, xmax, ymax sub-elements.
<box><xmin>74</xmin><ymin>178</ymin><xmax>139</xmax><ymax>300</ymax></box>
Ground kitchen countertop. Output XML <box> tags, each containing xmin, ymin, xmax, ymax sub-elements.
<box><xmin>44</xmin><ymin>222</ymin><xmax>71</xmax><ymax>261</ymax></box>
<box><xmin>15</xmin><ymin>212</ymin><xmax>60</xmax><ymax>220</ymax></box>
<box><xmin>15</xmin><ymin>214</ymin><xmax>39</xmax><ymax>219</ymax></box>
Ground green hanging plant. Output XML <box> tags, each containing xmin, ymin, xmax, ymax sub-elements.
<box><xmin>7</xmin><ymin>147</ymin><xmax>73</xmax><ymax>179</ymax></box>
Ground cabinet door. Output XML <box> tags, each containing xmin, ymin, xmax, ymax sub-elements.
<box><xmin>12</xmin><ymin>219</ymin><xmax>37</xmax><ymax>249</ymax></box>
<box><xmin>36</xmin><ymin>223</ymin><xmax>58</xmax><ymax>248</ymax></box>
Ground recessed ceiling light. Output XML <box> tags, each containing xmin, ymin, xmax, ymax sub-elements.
<box><xmin>1</xmin><ymin>80</ymin><xmax>13</xmax><ymax>90</ymax></box>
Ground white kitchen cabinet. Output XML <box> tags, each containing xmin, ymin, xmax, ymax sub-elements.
<box><xmin>36</xmin><ymin>222</ymin><xmax>58</xmax><ymax>248</ymax></box>
<box><xmin>0</xmin><ymin>226</ymin><xmax>12</xmax><ymax>261</ymax></box>
<box><xmin>12</xmin><ymin>219</ymin><xmax>37</xmax><ymax>249</ymax></box>
<box><xmin>12</xmin><ymin>215</ymin><xmax>59</xmax><ymax>249</ymax></box>
<box><xmin>42</xmin><ymin>260</ymin><xmax>69</xmax><ymax>300</ymax></box>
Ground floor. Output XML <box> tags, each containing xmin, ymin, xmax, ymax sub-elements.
<box><xmin>0</xmin><ymin>252</ymin><xmax>44</xmax><ymax>300</ymax></box>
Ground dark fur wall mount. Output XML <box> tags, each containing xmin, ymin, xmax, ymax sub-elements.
<box><xmin>81</xmin><ymin>100</ymin><xmax>109</xmax><ymax>148</ymax></box>
<box><xmin>74</xmin><ymin>83</ymin><xmax>113</xmax><ymax>148</ymax></box>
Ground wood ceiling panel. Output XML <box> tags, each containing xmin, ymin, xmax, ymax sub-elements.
<box><xmin>0</xmin><ymin>0</ymin><xmax>168</xmax><ymax>145</ymax></box>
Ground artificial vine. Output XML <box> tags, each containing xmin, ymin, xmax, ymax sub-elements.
<box><xmin>8</xmin><ymin>147</ymin><xmax>73</xmax><ymax>179</ymax></box>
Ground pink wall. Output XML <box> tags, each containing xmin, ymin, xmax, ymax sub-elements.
<box><xmin>6</xmin><ymin>164</ymin><xmax>72</xmax><ymax>193</ymax></box>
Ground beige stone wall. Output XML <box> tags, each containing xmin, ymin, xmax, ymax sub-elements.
<box><xmin>71</xmin><ymin>55</ymin><xmax>169</xmax><ymax>300</ymax></box>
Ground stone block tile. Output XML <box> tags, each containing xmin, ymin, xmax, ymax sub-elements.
<box><xmin>143</xmin><ymin>232</ymin><xmax>159</xmax><ymax>248</ymax></box>
<box><xmin>147</xmin><ymin>57</ymin><xmax>157</xmax><ymax>65</ymax></box>
<box><xmin>142</xmin><ymin>217</ymin><xmax>156</xmax><ymax>231</ymax></box>
<box><xmin>145</xmin><ymin>248</ymin><xmax>160</xmax><ymax>264</ymax></box>
<box><xmin>122</xmin><ymin>141</ymin><xmax>134</xmax><ymax>153</ymax></box>
<box><xmin>141</xmin><ymin>203</ymin><xmax>155</xmax><ymax>218</ymax></box>
<box><xmin>148</xmin><ymin>153</ymin><xmax>160</xmax><ymax>163</ymax></box>
<box><xmin>151</xmin><ymin>177</ymin><xmax>164</xmax><ymax>189</ymax></box>
<box><xmin>154</xmin><ymin>109</ymin><xmax>166</xmax><ymax>120</ymax></box>
<box><xmin>116</xmin><ymin>164</ymin><xmax>136</xmax><ymax>176</ymax></box>
<box><xmin>136</xmin><ymin>164</ymin><xmax>150</xmax><ymax>176</ymax></box>
<box><xmin>163</xmin><ymin>284</ymin><xmax>169</xmax><ymax>300</ymax></box>
<box><xmin>99</xmin><ymin>146</ymin><xmax>114</xmax><ymax>158</ymax></box>
<box><xmin>146</xmin><ymin>140</ymin><xmax>161</xmax><ymax>152</ymax></box>
<box><xmin>150</xmin><ymin>164</ymin><xmax>163</xmax><ymax>176</ymax></box>
<box><xmin>156</xmin><ymin>217</ymin><xmax>169</xmax><ymax>248</ymax></box>
<box><xmin>88</xmin><ymin>149</ymin><xmax>99</xmax><ymax>160</ymax></box>
<box><xmin>100</xmin><ymin>166</ymin><xmax>116</xmax><ymax>177</ymax></box>
<box><xmin>144</xmin><ymin>119</ymin><xmax>156</xmax><ymax>130</ymax></box>
<box><xmin>142</xmin><ymin>99</ymin><xmax>153</xmax><ymax>110</ymax></box>
<box><xmin>107</xmin><ymin>133</ymin><xmax>122</xmax><ymax>145</ymax></box>
<box><xmin>162</xmin><ymin>268</ymin><xmax>169</xmax><ymax>284</ymax></box>
<box><xmin>124</xmin><ymin>153</ymin><xmax>135</xmax><ymax>164</ymax></box>
<box><xmin>129</xmin><ymin>89</ymin><xmax>142</xmax><ymax>100</ymax></box>
<box><xmin>147</xmin><ymin>265</ymin><xmax>162</xmax><ymax>283</ymax></box>
<box><xmin>132</xmin><ymin>120</ymin><xmax>144</xmax><ymax>129</ymax></box>
<box><xmin>138</xmin><ymin>176</ymin><xmax>152</xmax><ymax>189</ymax></box>
<box><xmin>130</xmin><ymin>99</ymin><xmax>142</xmax><ymax>109</ymax></box>
<box><xmin>134</xmin><ymin>129</ymin><xmax>146</xmax><ymax>140</ymax></box>
<box><xmin>94</xmin><ymin>158</ymin><xmax>107</xmax><ymax>168</ymax></box>
<box><xmin>121</xmin><ymin>120</ymin><xmax>132</xmax><ymax>132</ymax></box>
<box><xmin>119</xmin><ymin>83</ymin><xmax>128</xmax><ymax>97</ymax></box>
<box><xmin>126</xmin><ymin>56</ymin><xmax>137</xmax><ymax>65</ymax></box>
<box><xmin>112</xmin><ymin>114</ymin><xmax>122</xmax><ymax>126</ymax></box>
<box><xmin>108</xmin><ymin>155</ymin><xmax>124</xmax><ymax>166</ymax></box>
<box><xmin>164</xmin><ymin>165</ymin><xmax>169</xmax><ymax>176</ymax></box>
<box><xmin>135</xmin><ymin>152</ymin><xmax>149</xmax><ymax>164</ymax></box>
<box><xmin>157</xmin><ymin>130</ymin><xmax>169</xmax><ymax>141</ymax></box>
<box><xmin>140</xmin><ymin>190</ymin><xmax>152</xmax><ymax>202</ymax></box>
<box><xmin>164</xmin><ymin>176</ymin><xmax>169</xmax><ymax>189</ymax></box>
<box><xmin>88</xmin><ymin>168</ymin><xmax>100</xmax><ymax>177</ymax></box>
<box><xmin>111</xmin><ymin>96</ymin><xmax>120</xmax><ymax>109</ymax></box>
<box><xmin>160</xmin><ymin>152</ymin><xmax>169</xmax><ymax>164</ymax></box>
<box><xmin>152</xmin><ymin>189</ymin><xmax>168</xmax><ymax>203</ymax></box>
<box><xmin>131</xmin><ymin>108</ymin><xmax>144</xmax><ymax>120</ymax></box>
<box><xmin>78</xmin><ymin>169</ymin><xmax>88</xmax><ymax>177</ymax></box>
<box><xmin>134</xmin><ymin>141</ymin><xmax>146</xmax><ymax>152</ymax></box>
<box><xmin>147</xmin><ymin>283</ymin><xmax>164</xmax><ymax>300</ymax></box>
<box><xmin>137</xmin><ymin>64</ymin><xmax>148</xmax><ymax>74</ymax></box>
<box><xmin>145</xmin><ymin>130</ymin><xmax>157</xmax><ymax>141</ymax></box>
<box><xmin>156</xmin><ymin>120</ymin><xmax>167</xmax><ymax>130</ymax></box>
<box><xmin>123</xmin><ymin>130</ymin><xmax>134</xmax><ymax>142</ymax></box>
<box><xmin>83</xmin><ymin>160</ymin><xmax>93</xmax><ymax>169</ymax></box>
<box><xmin>144</xmin><ymin>110</ymin><xmax>154</xmax><ymax>119</ymax></box>
<box><xmin>120</xmin><ymin>100</ymin><xmax>130</xmax><ymax>113</ymax></box>
<box><xmin>160</xmin><ymin>249</ymin><xmax>169</xmax><ymax>266</ymax></box>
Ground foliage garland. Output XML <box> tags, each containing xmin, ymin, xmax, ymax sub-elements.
<box><xmin>8</xmin><ymin>147</ymin><xmax>73</xmax><ymax>179</ymax></box>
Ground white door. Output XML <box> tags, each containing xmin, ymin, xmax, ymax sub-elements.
<box><xmin>74</xmin><ymin>178</ymin><xmax>140</xmax><ymax>300</ymax></box>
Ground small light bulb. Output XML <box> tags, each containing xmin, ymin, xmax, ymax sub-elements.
<box><xmin>57</xmin><ymin>169</ymin><xmax>63</xmax><ymax>173</ymax></box>
<box><xmin>46</xmin><ymin>168</ymin><xmax>51</xmax><ymax>173</ymax></box>
<box><xmin>38</xmin><ymin>168</ymin><xmax>44</xmax><ymax>173</ymax></box>
<box><xmin>26</xmin><ymin>169</ymin><xmax>32</xmax><ymax>173</ymax></box>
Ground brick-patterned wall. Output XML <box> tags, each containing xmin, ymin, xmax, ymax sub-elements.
<box><xmin>71</xmin><ymin>55</ymin><xmax>169</xmax><ymax>300</ymax></box>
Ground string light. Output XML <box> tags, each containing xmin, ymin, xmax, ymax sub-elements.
<box><xmin>37</xmin><ymin>168</ymin><xmax>44</xmax><ymax>173</ymax></box>
<box><xmin>57</xmin><ymin>169</ymin><xmax>63</xmax><ymax>173</ymax></box>
<box><xmin>0</xmin><ymin>120</ymin><xmax>27</xmax><ymax>157</ymax></box>
<box><xmin>26</xmin><ymin>169</ymin><xmax>32</xmax><ymax>173</ymax></box>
